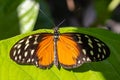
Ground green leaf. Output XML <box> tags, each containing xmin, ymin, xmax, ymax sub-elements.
<box><xmin>108</xmin><ymin>0</ymin><xmax>120</xmax><ymax>11</ymax></box>
<box><xmin>94</xmin><ymin>0</ymin><xmax>111</xmax><ymax>24</ymax></box>
<box><xmin>0</xmin><ymin>27</ymin><xmax>120</xmax><ymax>80</ymax></box>
<box><xmin>0</xmin><ymin>0</ymin><xmax>39</xmax><ymax>40</ymax></box>
<box><xmin>18</xmin><ymin>0</ymin><xmax>39</xmax><ymax>33</ymax></box>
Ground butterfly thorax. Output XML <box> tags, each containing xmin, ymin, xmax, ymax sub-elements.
<box><xmin>53</xmin><ymin>27</ymin><xmax>59</xmax><ymax>67</ymax></box>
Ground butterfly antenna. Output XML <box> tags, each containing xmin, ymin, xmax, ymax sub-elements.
<box><xmin>39</xmin><ymin>6</ymin><xmax>66</xmax><ymax>31</ymax></box>
<box><xmin>39</xmin><ymin>8</ymin><xmax>56</xmax><ymax>27</ymax></box>
<box><xmin>55</xmin><ymin>19</ymin><xmax>66</xmax><ymax>30</ymax></box>
<box><xmin>54</xmin><ymin>19</ymin><xmax>66</xmax><ymax>33</ymax></box>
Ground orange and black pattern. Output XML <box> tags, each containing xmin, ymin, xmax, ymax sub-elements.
<box><xmin>10</xmin><ymin>29</ymin><xmax>110</xmax><ymax>69</ymax></box>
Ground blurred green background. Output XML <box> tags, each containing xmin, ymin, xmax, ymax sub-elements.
<box><xmin>0</xmin><ymin>0</ymin><xmax>120</xmax><ymax>40</ymax></box>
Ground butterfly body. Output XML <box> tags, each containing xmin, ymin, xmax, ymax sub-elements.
<box><xmin>10</xmin><ymin>28</ymin><xmax>110</xmax><ymax>69</ymax></box>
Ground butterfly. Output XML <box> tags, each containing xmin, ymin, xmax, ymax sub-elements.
<box><xmin>10</xmin><ymin>27</ymin><xmax>110</xmax><ymax>69</ymax></box>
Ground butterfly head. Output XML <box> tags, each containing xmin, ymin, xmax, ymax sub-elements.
<box><xmin>54</xmin><ymin>26</ymin><xmax>59</xmax><ymax>39</ymax></box>
<box><xmin>53</xmin><ymin>19</ymin><xmax>66</xmax><ymax>39</ymax></box>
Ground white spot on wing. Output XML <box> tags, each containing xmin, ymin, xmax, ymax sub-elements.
<box><xmin>35</xmin><ymin>35</ymin><xmax>39</xmax><ymax>40</ymax></box>
<box><xmin>15</xmin><ymin>56</ymin><xmax>17</xmax><ymax>61</ymax></box>
<box><xmin>35</xmin><ymin>61</ymin><xmax>38</xmax><ymax>66</ymax></box>
<box><xmin>88</xmin><ymin>43</ymin><xmax>93</xmax><ymax>48</ymax></box>
<box><xmin>18</xmin><ymin>49</ymin><xmax>21</xmax><ymax>54</ymax></box>
<box><xmin>33</xmin><ymin>41</ymin><xmax>38</xmax><ymax>44</ymax></box>
<box><xmin>94</xmin><ymin>39</ymin><xmax>99</xmax><ymax>42</ymax></box>
<box><xmin>98</xmin><ymin>48</ymin><xmax>101</xmax><ymax>52</ymax></box>
<box><xmin>82</xmin><ymin>57</ymin><xmax>86</xmax><ymax>61</ymax></box>
<box><xmin>88</xmin><ymin>39</ymin><xmax>92</xmax><ymax>43</ymax></box>
<box><xmin>33</xmin><ymin>35</ymin><xmax>39</xmax><ymax>44</ymax></box>
<box><xmin>103</xmin><ymin>49</ymin><xmax>106</xmax><ymax>55</ymax></box>
<box><xmin>90</xmin><ymin>50</ymin><xmax>94</xmax><ymax>56</ymax></box>
<box><xmin>86</xmin><ymin>57</ymin><xmax>91</xmax><ymax>61</ymax></box>
<box><xmin>35</xmin><ymin>35</ymin><xmax>39</xmax><ymax>37</ymax></box>
<box><xmin>13</xmin><ymin>50</ymin><xmax>17</xmax><ymax>56</ymax></box>
<box><xmin>27</xmin><ymin>58</ymin><xmax>31</xmax><ymax>63</ymax></box>
<box><xmin>32</xmin><ymin>58</ymin><xmax>34</xmax><ymax>62</ymax></box>
<box><xmin>22</xmin><ymin>58</ymin><xmax>25</xmax><ymax>63</ymax></box>
<box><xmin>77</xmin><ymin>60</ymin><xmax>81</xmax><ymax>64</ymax></box>
<box><xmin>76</xmin><ymin>35</ymin><xmax>82</xmax><ymax>44</ymax></box>
<box><xmin>17</xmin><ymin>44</ymin><xmax>22</xmax><ymax>49</ymax></box>
<box><xmin>28</xmin><ymin>36</ymin><xmax>32</xmax><ymax>39</ymax></box>
<box><xmin>14</xmin><ymin>44</ymin><xmax>18</xmax><ymax>48</ymax></box>
<box><xmin>24</xmin><ymin>44</ymin><xmax>29</xmax><ymax>50</ymax></box>
<box><xmin>97</xmin><ymin>54</ymin><xmax>100</xmax><ymax>58</ymax></box>
<box><xmin>82</xmin><ymin>49</ymin><xmax>86</xmax><ymax>55</ymax></box>
<box><xmin>102</xmin><ymin>55</ymin><xmax>105</xmax><ymax>59</ymax></box>
<box><xmin>19</xmin><ymin>55</ymin><xmax>22</xmax><ymax>60</ymax></box>
<box><xmin>85</xmin><ymin>35</ymin><xmax>89</xmax><ymax>38</ymax></box>
<box><xmin>19</xmin><ymin>39</ymin><xmax>25</xmax><ymax>43</ymax></box>
<box><xmin>24</xmin><ymin>51</ymin><xmax>28</xmax><ymax>57</ymax></box>
<box><xmin>97</xmin><ymin>43</ymin><xmax>102</xmax><ymax>47</ymax></box>
<box><xmin>31</xmin><ymin>49</ymin><xmax>35</xmax><ymax>55</ymax></box>
<box><xmin>78</xmin><ymin>40</ymin><xmax>82</xmax><ymax>44</ymax></box>
<box><xmin>25</xmin><ymin>39</ymin><xmax>29</xmax><ymax>44</ymax></box>
<box><xmin>101</xmin><ymin>43</ymin><xmax>105</xmax><ymax>46</ymax></box>
<box><xmin>78</xmin><ymin>39</ymin><xmax>82</xmax><ymax>44</ymax></box>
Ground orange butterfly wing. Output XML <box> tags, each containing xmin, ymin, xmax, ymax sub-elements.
<box><xmin>36</xmin><ymin>34</ymin><xmax>54</xmax><ymax>68</ymax></box>
<box><xmin>57</xmin><ymin>34</ymin><xmax>84</xmax><ymax>68</ymax></box>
